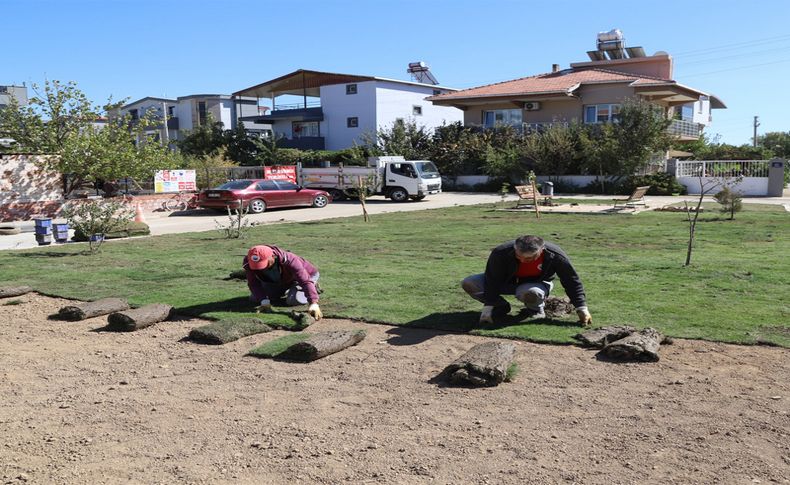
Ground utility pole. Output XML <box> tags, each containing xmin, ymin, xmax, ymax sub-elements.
<box><xmin>162</xmin><ymin>101</ymin><xmax>170</xmax><ymax>147</ymax></box>
<box><xmin>753</xmin><ymin>116</ymin><xmax>760</xmax><ymax>147</ymax></box>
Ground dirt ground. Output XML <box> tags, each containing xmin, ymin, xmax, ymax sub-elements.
<box><xmin>1</xmin><ymin>293</ymin><xmax>788</xmax><ymax>485</ymax></box>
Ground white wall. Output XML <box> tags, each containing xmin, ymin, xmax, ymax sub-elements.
<box><xmin>375</xmin><ymin>81</ymin><xmax>463</xmax><ymax>132</ymax></box>
<box><xmin>677</xmin><ymin>177</ymin><xmax>769</xmax><ymax>196</ymax></box>
<box><xmin>692</xmin><ymin>98</ymin><xmax>711</xmax><ymax>126</ymax></box>
<box><xmin>320</xmin><ymin>81</ymin><xmax>377</xmax><ymax>150</ymax></box>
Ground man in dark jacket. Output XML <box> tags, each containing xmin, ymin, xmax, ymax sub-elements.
<box><xmin>244</xmin><ymin>245</ymin><xmax>322</xmax><ymax>320</ymax></box>
<box><xmin>461</xmin><ymin>235</ymin><xmax>591</xmax><ymax>326</ymax></box>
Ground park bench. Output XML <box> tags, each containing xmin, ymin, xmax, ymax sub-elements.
<box><xmin>613</xmin><ymin>185</ymin><xmax>650</xmax><ymax>209</ymax></box>
<box><xmin>515</xmin><ymin>182</ymin><xmax>553</xmax><ymax>209</ymax></box>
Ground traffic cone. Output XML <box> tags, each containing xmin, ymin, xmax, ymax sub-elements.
<box><xmin>134</xmin><ymin>202</ymin><xmax>146</xmax><ymax>224</ymax></box>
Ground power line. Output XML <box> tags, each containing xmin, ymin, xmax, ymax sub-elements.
<box><xmin>680</xmin><ymin>57</ymin><xmax>790</xmax><ymax>79</ymax></box>
<box><xmin>674</xmin><ymin>33</ymin><xmax>790</xmax><ymax>58</ymax></box>
<box><xmin>675</xmin><ymin>45</ymin><xmax>790</xmax><ymax>67</ymax></box>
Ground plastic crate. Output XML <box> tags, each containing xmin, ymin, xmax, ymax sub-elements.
<box><xmin>34</xmin><ymin>225</ymin><xmax>52</xmax><ymax>235</ymax></box>
<box><xmin>34</xmin><ymin>218</ymin><xmax>52</xmax><ymax>228</ymax></box>
<box><xmin>35</xmin><ymin>234</ymin><xmax>53</xmax><ymax>245</ymax></box>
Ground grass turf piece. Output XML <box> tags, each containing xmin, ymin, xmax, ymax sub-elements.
<box><xmin>247</xmin><ymin>333</ymin><xmax>311</xmax><ymax>358</ymax></box>
<box><xmin>189</xmin><ymin>317</ymin><xmax>272</xmax><ymax>345</ymax></box>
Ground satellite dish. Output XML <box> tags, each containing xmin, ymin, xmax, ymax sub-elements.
<box><xmin>654</xmin><ymin>50</ymin><xmax>669</xmax><ymax>56</ymax></box>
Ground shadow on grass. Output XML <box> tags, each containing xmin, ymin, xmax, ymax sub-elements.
<box><xmin>401</xmin><ymin>310</ymin><xmax>580</xmax><ymax>333</ymax></box>
<box><xmin>12</xmin><ymin>251</ymin><xmax>78</xmax><ymax>258</ymax></box>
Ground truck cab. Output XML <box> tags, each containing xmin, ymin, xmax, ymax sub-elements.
<box><xmin>377</xmin><ymin>157</ymin><xmax>442</xmax><ymax>202</ymax></box>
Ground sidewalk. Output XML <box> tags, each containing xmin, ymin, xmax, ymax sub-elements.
<box><xmin>2</xmin><ymin>192</ymin><xmax>787</xmax><ymax>251</ymax></box>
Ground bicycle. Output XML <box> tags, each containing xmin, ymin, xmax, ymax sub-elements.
<box><xmin>162</xmin><ymin>192</ymin><xmax>199</xmax><ymax>212</ymax></box>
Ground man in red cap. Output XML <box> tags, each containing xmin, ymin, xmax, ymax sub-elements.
<box><xmin>243</xmin><ymin>244</ymin><xmax>322</xmax><ymax>320</ymax></box>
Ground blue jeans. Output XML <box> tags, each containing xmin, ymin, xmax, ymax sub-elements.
<box><xmin>461</xmin><ymin>273</ymin><xmax>553</xmax><ymax>313</ymax></box>
<box><xmin>258</xmin><ymin>272</ymin><xmax>320</xmax><ymax>306</ymax></box>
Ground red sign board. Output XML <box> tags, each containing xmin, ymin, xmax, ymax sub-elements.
<box><xmin>264</xmin><ymin>165</ymin><xmax>297</xmax><ymax>184</ymax></box>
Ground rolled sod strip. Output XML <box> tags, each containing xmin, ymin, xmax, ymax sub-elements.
<box><xmin>248</xmin><ymin>330</ymin><xmax>366</xmax><ymax>362</ymax></box>
<box><xmin>189</xmin><ymin>317</ymin><xmax>272</xmax><ymax>345</ymax></box>
<box><xmin>0</xmin><ymin>286</ymin><xmax>33</xmax><ymax>298</ymax></box>
<box><xmin>573</xmin><ymin>325</ymin><xmax>638</xmax><ymax>348</ymax></box>
<box><xmin>57</xmin><ymin>298</ymin><xmax>130</xmax><ymax>321</ymax></box>
<box><xmin>106</xmin><ymin>304</ymin><xmax>173</xmax><ymax>332</ymax></box>
<box><xmin>442</xmin><ymin>341</ymin><xmax>516</xmax><ymax>387</ymax></box>
<box><xmin>601</xmin><ymin>327</ymin><xmax>664</xmax><ymax>362</ymax></box>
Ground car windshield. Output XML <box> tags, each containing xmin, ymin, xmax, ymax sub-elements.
<box><xmin>215</xmin><ymin>180</ymin><xmax>253</xmax><ymax>190</ymax></box>
<box><xmin>415</xmin><ymin>162</ymin><xmax>439</xmax><ymax>177</ymax></box>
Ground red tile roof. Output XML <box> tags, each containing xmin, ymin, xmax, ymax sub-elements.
<box><xmin>427</xmin><ymin>68</ymin><xmax>675</xmax><ymax>101</ymax></box>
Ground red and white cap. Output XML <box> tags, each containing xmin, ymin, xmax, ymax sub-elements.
<box><xmin>247</xmin><ymin>245</ymin><xmax>274</xmax><ymax>270</ymax></box>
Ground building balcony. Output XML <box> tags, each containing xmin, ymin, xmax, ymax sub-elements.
<box><xmin>276</xmin><ymin>136</ymin><xmax>325</xmax><ymax>150</ymax></box>
<box><xmin>668</xmin><ymin>119</ymin><xmax>704</xmax><ymax>140</ymax></box>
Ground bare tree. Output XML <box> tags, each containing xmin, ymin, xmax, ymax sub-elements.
<box><xmin>683</xmin><ymin>174</ymin><xmax>742</xmax><ymax>266</ymax></box>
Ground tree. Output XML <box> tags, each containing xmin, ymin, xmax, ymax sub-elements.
<box><xmin>175</xmin><ymin>115</ymin><xmax>226</xmax><ymax>157</ymax></box>
<box><xmin>373</xmin><ymin>119</ymin><xmax>432</xmax><ymax>160</ymax></box>
<box><xmin>687</xmin><ymin>133</ymin><xmax>772</xmax><ymax>160</ymax></box>
<box><xmin>224</xmin><ymin>122</ymin><xmax>268</xmax><ymax>166</ymax></box>
<box><xmin>758</xmin><ymin>131</ymin><xmax>790</xmax><ymax>159</ymax></box>
<box><xmin>0</xmin><ymin>80</ymin><xmax>178</xmax><ymax>195</ymax></box>
<box><xmin>0</xmin><ymin>80</ymin><xmax>97</xmax><ymax>153</ymax></box>
<box><xmin>522</xmin><ymin>123</ymin><xmax>581</xmax><ymax>176</ymax></box>
<box><xmin>713</xmin><ymin>186</ymin><xmax>743</xmax><ymax>220</ymax></box>
<box><xmin>683</xmin><ymin>174</ymin><xmax>743</xmax><ymax>266</ymax></box>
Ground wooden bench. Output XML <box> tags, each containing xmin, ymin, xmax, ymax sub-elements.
<box><xmin>613</xmin><ymin>185</ymin><xmax>650</xmax><ymax>209</ymax></box>
<box><xmin>515</xmin><ymin>183</ymin><xmax>553</xmax><ymax>209</ymax></box>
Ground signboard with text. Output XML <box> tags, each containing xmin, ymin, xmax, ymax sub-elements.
<box><xmin>264</xmin><ymin>165</ymin><xmax>297</xmax><ymax>184</ymax></box>
<box><xmin>154</xmin><ymin>170</ymin><xmax>196</xmax><ymax>193</ymax></box>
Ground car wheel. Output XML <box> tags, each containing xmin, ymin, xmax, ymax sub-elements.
<box><xmin>248</xmin><ymin>198</ymin><xmax>267</xmax><ymax>214</ymax></box>
<box><xmin>389</xmin><ymin>187</ymin><xmax>409</xmax><ymax>202</ymax></box>
<box><xmin>312</xmin><ymin>194</ymin><xmax>329</xmax><ymax>208</ymax></box>
<box><xmin>329</xmin><ymin>189</ymin><xmax>346</xmax><ymax>201</ymax></box>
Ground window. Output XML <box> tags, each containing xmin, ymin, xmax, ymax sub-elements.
<box><xmin>433</xmin><ymin>89</ymin><xmax>441</xmax><ymax>96</ymax></box>
<box><xmin>129</xmin><ymin>109</ymin><xmax>139</xmax><ymax>121</ymax></box>
<box><xmin>347</xmin><ymin>117</ymin><xmax>359</xmax><ymax>128</ymax></box>
<box><xmin>167</xmin><ymin>106</ymin><xmax>174</xmax><ymax>117</ymax></box>
<box><xmin>274</xmin><ymin>180</ymin><xmax>299</xmax><ymax>190</ymax></box>
<box><xmin>412</xmin><ymin>105</ymin><xmax>423</xmax><ymax>116</ymax></box>
<box><xmin>583</xmin><ymin>104</ymin><xmax>621</xmax><ymax>123</ymax></box>
<box><xmin>482</xmin><ymin>109</ymin><xmax>522</xmax><ymax>128</ymax></box>
<box><xmin>346</xmin><ymin>84</ymin><xmax>357</xmax><ymax>95</ymax></box>
<box><xmin>389</xmin><ymin>163</ymin><xmax>416</xmax><ymax>178</ymax></box>
<box><xmin>292</xmin><ymin>121</ymin><xmax>319</xmax><ymax>137</ymax></box>
<box><xmin>197</xmin><ymin>101</ymin><xmax>207</xmax><ymax>126</ymax></box>
<box><xmin>254</xmin><ymin>180</ymin><xmax>278</xmax><ymax>191</ymax></box>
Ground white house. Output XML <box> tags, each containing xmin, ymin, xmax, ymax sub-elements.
<box><xmin>115</xmin><ymin>94</ymin><xmax>260</xmax><ymax>143</ymax></box>
<box><xmin>0</xmin><ymin>84</ymin><xmax>28</xmax><ymax>110</ymax></box>
<box><xmin>233</xmin><ymin>69</ymin><xmax>463</xmax><ymax>151</ymax></box>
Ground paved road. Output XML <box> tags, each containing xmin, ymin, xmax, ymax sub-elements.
<box><xmin>1</xmin><ymin>192</ymin><xmax>787</xmax><ymax>251</ymax></box>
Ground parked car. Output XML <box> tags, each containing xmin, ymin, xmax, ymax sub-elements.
<box><xmin>197</xmin><ymin>179</ymin><xmax>331</xmax><ymax>214</ymax></box>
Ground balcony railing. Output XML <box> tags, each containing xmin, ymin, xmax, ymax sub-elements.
<box><xmin>668</xmin><ymin>119</ymin><xmax>704</xmax><ymax>138</ymax></box>
<box><xmin>272</xmin><ymin>101</ymin><xmax>321</xmax><ymax>111</ymax></box>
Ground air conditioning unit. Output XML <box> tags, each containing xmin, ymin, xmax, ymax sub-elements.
<box><xmin>524</xmin><ymin>101</ymin><xmax>541</xmax><ymax>111</ymax></box>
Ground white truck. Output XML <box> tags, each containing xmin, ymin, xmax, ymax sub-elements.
<box><xmin>297</xmin><ymin>156</ymin><xmax>442</xmax><ymax>202</ymax></box>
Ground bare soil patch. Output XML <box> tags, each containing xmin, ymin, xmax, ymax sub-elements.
<box><xmin>1</xmin><ymin>294</ymin><xmax>789</xmax><ymax>484</ymax></box>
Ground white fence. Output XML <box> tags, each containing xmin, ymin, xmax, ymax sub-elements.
<box><xmin>675</xmin><ymin>160</ymin><xmax>771</xmax><ymax>196</ymax></box>
<box><xmin>675</xmin><ymin>160</ymin><xmax>770</xmax><ymax>178</ymax></box>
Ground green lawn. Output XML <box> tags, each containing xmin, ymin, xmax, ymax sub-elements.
<box><xmin>1</xmin><ymin>203</ymin><xmax>788</xmax><ymax>346</ymax></box>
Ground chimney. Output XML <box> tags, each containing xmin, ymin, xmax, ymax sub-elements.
<box><xmin>552</xmin><ymin>64</ymin><xmax>560</xmax><ymax>73</ymax></box>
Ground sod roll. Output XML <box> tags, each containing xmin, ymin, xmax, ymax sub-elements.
<box><xmin>106</xmin><ymin>304</ymin><xmax>173</xmax><ymax>332</ymax></box>
<box><xmin>0</xmin><ymin>286</ymin><xmax>33</xmax><ymax>298</ymax></box>
<box><xmin>189</xmin><ymin>317</ymin><xmax>272</xmax><ymax>345</ymax></box>
<box><xmin>443</xmin><ymin>341</ymin><xmax>516</xmax><ymax>387</ymax></box>
<box><xmin>57</xmin><ymin>298</ymin><xmax>130</xmax><ymax>321</ymax></box>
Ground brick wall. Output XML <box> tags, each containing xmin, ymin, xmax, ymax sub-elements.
<box><xmin>1</xmin><ymin>154</ymin><xmax>64</xmax><ymax>222</ymax></box>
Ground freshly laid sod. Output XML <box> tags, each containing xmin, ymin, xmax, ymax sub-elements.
<box><xmin>0</xmin><ymin>202</ymin><xmax>787</xmax><ymax>346</ymax></box>
<box><xmin>248</xmin><ymin>334</ymin><xmax>311</xmax><ymax>358</ymax></box>
<box><xmin>189</xmin><ymin>317</ymin><xmax>272</xmax><ymax>345</ymax></box>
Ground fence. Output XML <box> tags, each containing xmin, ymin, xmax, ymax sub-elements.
<box><xmin>675</xmin><ymin>160</ymin><xmax>770</xmax><ymax>178</ymax></box>
<box><xmin>674</xmin><ymin>159</ymin><xmax>777</xmax><ymax>196</ymax></box>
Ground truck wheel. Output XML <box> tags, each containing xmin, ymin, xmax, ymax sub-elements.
<box><xmin>312</xmin><ymin>194</ymin><xmax>329</xmax><ymax>208</ymax></box>
<box><xmin>389</xmin><ymin>187</ymin><xmax>409</xmax><ymax>202</ymax></box>
<box><xmin>329</xmin><ymin>189</ymin><xmax>346</xmax><ymax>201</ymax></box>
<box><xmin>248</xmin><ymin>198</ymin><xmax>267</xmax><ymax>214</ymax></box>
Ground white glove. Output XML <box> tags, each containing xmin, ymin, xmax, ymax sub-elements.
<box><xmin>308</xmin><ymin>303</ymin><xmax>323</xmax><ymax>320</ymax></box>
<box><xmin>479</xmin><ymin>305</ymin><xmax>494</xmax><ymax>325</ymax></box>
<box><xmin>256</xmin><ymin>299</ymin><xmax>272</xmax><ymax>313</ymax></box>
<box><xmin>576</xmin><ymin>306</ymin><xmax>592</xmax><ymax>326</ymax></box>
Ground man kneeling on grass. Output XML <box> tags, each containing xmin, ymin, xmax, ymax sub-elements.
<box><xmin>461</xmin><ymin>235</ymin><xmax>591</xmax><ymax>326</ymax></box>
<box><xmin>244</xmin><ymin>245</ymin><xmax>323</xmax><ymax>320</ymax></box>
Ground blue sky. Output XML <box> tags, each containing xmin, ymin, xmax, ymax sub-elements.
<box><xmin>5</xmin><ymin>0</ymin><xmax>790</xmax><ymax>145</ymax></box>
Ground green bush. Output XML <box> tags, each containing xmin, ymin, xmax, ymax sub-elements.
<box><xmin>625</xmin><ymin>173</ymin><xmax>687</xmax><ymax>195</ymax></box>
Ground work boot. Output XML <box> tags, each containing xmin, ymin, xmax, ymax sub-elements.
<box><xmin>492</xmin><ymin>303</ymin><xmax>512</xmax><ymax>318</ymax></box>
<box><xmin>522</xmin><ymin>308</ymin><xmax>546</xmax><ymax>319</ymax></box>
